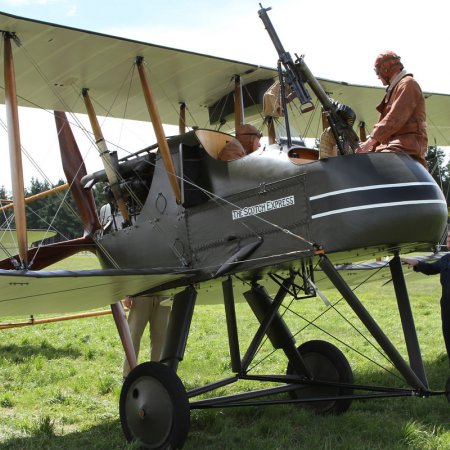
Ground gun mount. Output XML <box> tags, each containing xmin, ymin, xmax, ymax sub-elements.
<box><xmin>258</xmin><ymin>4</ymin><xmax>360</xmax><ymax>155</ymax></box>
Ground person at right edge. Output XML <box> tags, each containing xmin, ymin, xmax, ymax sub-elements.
<box><xmin>356</xmin><ymin>51</ymin><xmax>428</xmax><ymax>168</ymax></box>
<box><xmin>402</xmin><ymin>231</ymin><xmax>450</xmax><ymax>366</ymax></box>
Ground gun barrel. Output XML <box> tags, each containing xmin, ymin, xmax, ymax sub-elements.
<box><xmin>258</xmin><ymin>5</ymin><xmax>313</xmax><ymax>111</ymax></box>
<box><xmin>258</xmin><ymin>6</ymin><xmax>286</xmax><ymax>57</ymax></box>
<box><xmin>258</xmin><ymin>5</ymin><xmax>359</xmax><ymax>153</ymax></box>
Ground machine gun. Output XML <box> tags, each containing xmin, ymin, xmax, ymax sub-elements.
<box><xmin>258</xmin><ymin>4</ymin><xmax>360</xmax><ymax>155</ymax></box>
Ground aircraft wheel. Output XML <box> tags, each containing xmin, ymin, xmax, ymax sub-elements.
<box><xmin>120</xmin><ymin>362</ymin><xmax>190</xmax><ymax>449</ymax></box>
<box><xmin>286</xmin><ymin>339</ymin><xmax>354</xmax><ymax>415</ymax></box>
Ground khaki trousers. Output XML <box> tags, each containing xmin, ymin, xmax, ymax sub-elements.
<box><xmin>122</xmin><ymin>295</ymin><xmax>171</xmax><ymax>377</ymax></box>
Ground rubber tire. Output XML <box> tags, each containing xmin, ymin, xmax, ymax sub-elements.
<box><xmin>120</xmin><ymin>362</ymin><xmax>190</xmax><ymax>449</ymax></box>
<box><xmin>286</xmin><ymin>339</ymin><xmax>354</xmax><ymax>415</ymax></box>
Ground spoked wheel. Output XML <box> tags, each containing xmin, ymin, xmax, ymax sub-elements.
<box><xmin>120</xmin><ymin>362</ymin><xmax>190</xmax><ymax>449</ymax></box>
<box><xmin>286</xmin><ymin>339</ymin><xmax>354</xmax><ymax>415</ymax></box>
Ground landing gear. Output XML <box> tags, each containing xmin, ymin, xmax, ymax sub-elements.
<box><xmin>120</xmin><ymin>362</ymin><xmax>190</xmax><ymax>449</ymax></box>
<box><xmin>286</xmin><ymin>340</ymin><xmax>354</xmax><ymax>414</ymax></box>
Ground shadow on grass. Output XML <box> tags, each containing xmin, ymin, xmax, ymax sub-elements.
<box><xmin>184</xmin><ymin>355</ymin><xmax>450</xmax><ymax>449</ymax></box>
<box><xmin>0</xmin><ymin>343</ymin><xmax>81</xmax><ymax>362</ymax></box>
<box><xmin>1</xmin><ymin>356</ymin><xmax>449</xmax><ymax>450</ymax></box>
<box><xmin>1</xmin><ymin>419</ymin><xmax>129</xmax><ymax>450</ymax></box>
<box><xmin>185</xmin><ymin>354</ymin><xmax>450</xmax><ymax>449</ymax></box>
<box><xmin>353</xmin><ymin>349</ymin><xmax>450</xmax><ymax>393</ymax></box>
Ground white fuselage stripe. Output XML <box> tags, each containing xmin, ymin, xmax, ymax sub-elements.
<box><xmin>311</xmin><ymin>200</ymin><xmax>447</xmax><ymax>219</ymax></box>
<box><xmin>309</xmin><ymin>182</ymin><xmax>436</xmax><ymax>201</ymax></box>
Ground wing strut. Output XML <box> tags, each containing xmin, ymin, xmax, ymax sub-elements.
<box><xmin>111</xmin><ymin>302</ymin><xmax>137</xmax><ymax>371</ymax></box>
<box><xmin>81</xmin><ymin>90</ymin><xmax>130</xmax><ymax>224</ymax></box>
<box><xmin>234</xmin><ymin>75</ymin><xmax>244</xmax><ymax>129</ymax></box>
<box><xmin>0</xmin><ymin>183</ymin><xmax>68</xmax><ymax>214</ymax></box>
<box><xmin>179</xmin><ymin>102</ymin><xmax>186</xmax><ymax>134</ymax></box>
<box><xmin>135</xmin><ymin>56</ymin><xmax>181</xmax><ymax>204</ymax></box>
<box><xmin>266</xmin><ymin>116</ymin><xmax>276</xmax><ymax>144</ymax></box>
<box><xmin>3</xmin><ymin>32</ymin><xmax>27</xmax><ymax>268</ymax></box>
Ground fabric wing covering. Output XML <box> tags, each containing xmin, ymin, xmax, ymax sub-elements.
<box><xmin>0</xmin><ymin>269</ymin><xmax>193</xmax><ymax>316</ymax></box>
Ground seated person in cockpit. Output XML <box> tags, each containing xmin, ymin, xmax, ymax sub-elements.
<box><xmin>217</xmin><ymin>124</ymin><xmax>262</xmax><ymax>161</ymax></box>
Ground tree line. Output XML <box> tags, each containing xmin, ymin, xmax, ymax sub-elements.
<box><xmin>0</xmin><ymin>178</ymin><xmax>107</xmax><ymax>242</ymax></box>
<box><xmin>426</xmin><ymin>146</ymin><xmax>450</xmax><ymax>203</ymax></box>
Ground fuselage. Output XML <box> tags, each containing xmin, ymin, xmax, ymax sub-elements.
<box><xmin>94</xmin><ymin>130</ymin><xmax>447</xmax><ymax>282</ymax></box>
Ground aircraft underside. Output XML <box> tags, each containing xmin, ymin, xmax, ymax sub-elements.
<box><xmin>119</xmin><ymin>253</ymin><xmax>450</xmax><ymax>449</ymax></box>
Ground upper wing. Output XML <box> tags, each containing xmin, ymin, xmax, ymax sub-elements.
<box><xmin>0</xmin><ymin>11</ymin><xmax>275</xmax><ymax>128</ymax></box>
<box><xmin>0</xmin><ymin>11</ymin><xmax>449</xmax><ymax>144</ymax></box>
<box><xmin>0</xmin><ymin>268</ymin><xmax>195</xmax><ymax>316</ymax></box>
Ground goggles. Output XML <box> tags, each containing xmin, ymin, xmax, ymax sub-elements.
<box><xmin>237</xmin><ymin>132</ymin><xmax>263</xmax><ymax>138</ymax></box>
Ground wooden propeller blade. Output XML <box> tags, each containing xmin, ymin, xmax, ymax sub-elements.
<box><xmin>54</xmin><ymin>111</ymin><xmax>101</xmax><ymax>235</ymax></box>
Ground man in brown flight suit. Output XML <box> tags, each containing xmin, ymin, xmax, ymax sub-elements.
<box><xmin>356</xmin><ymin>51</ymin><xmax>428</xmax><ymax>168</ymax></box>
<box><xmin>217</xmin><ymin>124</ymin><xmax>262</xmax><ymax>161</ymax></box>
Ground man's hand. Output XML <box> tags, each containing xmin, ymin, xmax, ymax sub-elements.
<box><xmin>401</xmin><ymin>258</ymin><xmax>419</xmax><ymax>267</ymax></box>
<box><xmin>355</xmin><ymin>136</ymin><xmax>377</xmax><ymax>154</ymax></box>
<box><xmin>123</xmin><ymin>295</ymin><xmax>134</xmax><ymax>309</ymax></box>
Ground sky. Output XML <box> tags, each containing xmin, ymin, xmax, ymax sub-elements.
<box><xmin>0</xmin><ymin>0</ymin><xmax>449</xmax><ymax>190</ymax></box>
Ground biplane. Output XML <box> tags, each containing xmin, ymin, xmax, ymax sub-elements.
<box><xmin>0</xmin><ymin>5</ymin><xmax>449</xmax><ymax>449</ymax></box>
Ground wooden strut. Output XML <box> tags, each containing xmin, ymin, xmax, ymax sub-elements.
<box><xmin>4</xmin><ymin>33</ymin><xmax>28</xmax><ymax>267</ymax></box>
<box><xmin>321</xmin><ymin>109</ymin><xmax>330</xmax><ymax>131</ymax></box>
<box><xmin>0</xmin><ymin>309</ymin><xmax>114</xmax><ymax>329</ymax></box>
<box><xmin>179</xmin><ymin>102</ymin><xmax>186</xmax><ymax>134</ymax></box>
<box><xmin>359</xmin><ymin>121</ymin><xmax>367</xmax><ymax>141</ymax></box>
<box><xmin>82</xmin><ymin>89</ymin><xmax>130</xmax><ymax>222</ymax></box>
<box><xmin>266</xmin><ymin>116</ymin><xmax>276</xmax><ymax>145</ymax></box>
<box><xmin>111</xmin><ymin>302</ymin><xmax>137</xmax><ymax>371</ymax></box>
<box><xmin>136</xmin><ymin>56</ymin><xmax>182</xmax><ymax>203</ymax></box>
<box><xmin>0</xmin><ymin>183</ymin><xmax>69</xmax><ymax>214</ymax></box>
<box><xmin>234</xmin><ymin>75</ymin><xmax>244</xmax><ymax>130</ymax></box>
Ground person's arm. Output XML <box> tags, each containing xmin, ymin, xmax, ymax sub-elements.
<box><xmin>371</xmin><ymin>79</ymin><xmax>418</xmax><ymax>144</ymax></box>
<box><xmin>403</xmin><ymin>257</ymin><xmax>442</xmax><ymax>276</ymax></box>
<box><xmin>217</xmin><ymin>140</ymin><xmax>246</xmax><ymax>161</ymax></box>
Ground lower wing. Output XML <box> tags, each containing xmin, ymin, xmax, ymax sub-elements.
<box><xmin>0</xmin><ymin>268</ymin><xmax>195</xmax><ymax>316</ymax></box>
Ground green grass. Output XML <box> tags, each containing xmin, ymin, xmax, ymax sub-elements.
<box><xmin>0</xmin><ymin>254</ymin><xmax>449</xmax><ymax>449</ymax></box>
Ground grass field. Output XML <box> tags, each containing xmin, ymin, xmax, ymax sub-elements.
<box><xmin>0</xmin><ymin>254</ymin><xmax>449</xmax><ymax>449</ymax></box>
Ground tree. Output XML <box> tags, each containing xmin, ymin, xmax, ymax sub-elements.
<box><xmin>4</xmin><ymin>177</ymin><xmax>105</xmax><ymax>242</ymax></box>
<box><xmin>0</xmin><ymin>186</ymin><xmax>9</xmax><ymax>201</ymax></box>
<box><xmin>22</xmin><ymin>178</ymin><xmax>83</xmax><ymax>241</ymax></box>
<box><xmin>426</xmin><ymin>146</ymin><xmax>450</xmax><ymax>206</ymax></box>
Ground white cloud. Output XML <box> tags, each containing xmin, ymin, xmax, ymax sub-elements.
<box><xmin>65</xmin><ymin>4</ymin><xmax>76</xmax><ymax>16</ymax></box>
